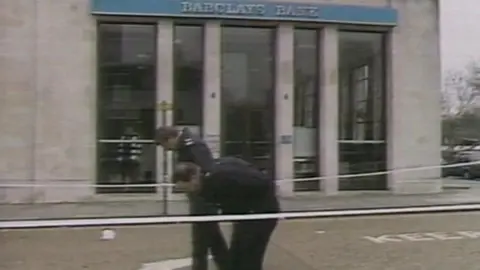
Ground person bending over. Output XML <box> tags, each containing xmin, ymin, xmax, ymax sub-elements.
<box><xmin>173</xmin><ymin>157</ymin><xmax>280</xmax><ymax>270</ymax></box>
<box><xmin>155</xmin><ymin>126</ymin><xmax>228</xmax><ymax>270</ymax></box>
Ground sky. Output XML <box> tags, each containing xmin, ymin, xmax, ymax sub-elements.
<box><xmin>440</xmin><ymin>0</ymin><xmax>480</xmax><ymax>73</ymax></box>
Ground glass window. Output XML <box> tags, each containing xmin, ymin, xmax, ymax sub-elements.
<box><xmin>96</xmin><ymin>24</ymin><xmax>157</xmax><ymax>194</ymax></box>
<box><xmin>338</xmin><ymin>31</ymin><xmax>387</xmax><ymax>190</ymax></box>
<box><xmin>173</xmin><ymin>25</ymin><xmax>204</xmax><ymax>131</ymax></box>
<box><xmin>294</xmin><ymin>29</ymin><xmax>318</xmax><ymax>128</ymax></box>
<box><xmin>221</xmin><ymin>27</ymin><xmax>275</xmax><ymax>174</ymax></box>
<box><xmin>171</xmin><ymin>24</ymin><xmax>204</xmax><ymax>194</ymax></box>
<box><xmin>293</xmin><ymin>29</ymin><xmax>319</xmax><ymax>191</ymax></box>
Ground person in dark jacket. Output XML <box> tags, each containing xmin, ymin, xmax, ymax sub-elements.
<box><xmin>172</xmin><ymin>157</ymin><xmax>279</xmax><ymax>270</ymax></box>
<box><xmin>155</xmin><ymin>126</ymin><xmax>228</xmax><ymax>270</ymax></box>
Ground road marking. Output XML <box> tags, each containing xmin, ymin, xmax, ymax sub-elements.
<box><xmin>139</xmin><ymin>256</ymin><xmax>211</xmax><ymax>270</ymax></box>
<box><xmin>315</xmin><ymin>230</ymin><xmax>325</xmax><ymax>234</ymax></box>
<box><xmin>364</xmin><ymin>231</ymin><xmax>480</xmax><ymax>244</ymax></box>
<box><xmin>139</xmin><ymin>257</ymin><xmax>190</xmax><ymax>270</ymax></box>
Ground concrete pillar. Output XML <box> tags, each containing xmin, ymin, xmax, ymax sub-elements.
<box><xmin>318</xmin><ymin>26</ymin><xmax>339</xmax><ymax>195</ymax></box>
<box><xmin>386</xmin><ymin>0</ymin><xmax>442</xmax><ymax>194</ymax></box>
<box><xmin>155</xmin><ymin>20</ymin><xmax>175</xmax><ymax>197</ymax></box>
<box><xmin>34</xmin><ymin>0</ymin><xmax>96</xmax><ymax>202</ymax></box>
<box><xmin>202</xmin><ymin>21</ymin><xmax>221</xmax><ymax>158</ymax></box>
<box><xmin>0</xmin><ymin>0</ymin><xmax>37</xmax><ymax>203</ymax></box>
<box><xmin>275</xmin><ymin>24</ymin><xmax>295</xmax><ymax>197</ymax></box>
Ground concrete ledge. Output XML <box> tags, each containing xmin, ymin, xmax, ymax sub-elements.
<box><xmin>87</xmin><ymin>194</ymin><xmax>187</xmax><ymax>203</ymax></box>
<box><xmin>392</xmin><ymin>179</ymin><xmax>442</xmax><ymax>194</ymax></box>
<box><xmin>0</xmin><ymin>184</ymin><xmax>37</xmax><ymax>204</ymax></box>
<box><xmin>0</xmin><ymin>179</ymin><xmax>94</xmax><ymax>203</ymax></box>
<box><xmin>41</xmin><ymin>180</ymin><xmax>93</xmax><ymax>203</ymax></box>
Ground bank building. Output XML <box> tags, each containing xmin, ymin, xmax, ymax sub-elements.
<box><xmin>0</xmin><ymin>0</ymin><xmax>441</xmax><ymax>202</ymax></box>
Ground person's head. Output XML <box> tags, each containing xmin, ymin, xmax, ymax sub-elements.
<box><xmin>155</xmin><ymin>126</ymin><xmax>179</xmax><ymax>150</ymax></box>
<box><xmin>172</xmin><ymin>162</ymin><xmax>201</xmax><ymax>193</ymax></box>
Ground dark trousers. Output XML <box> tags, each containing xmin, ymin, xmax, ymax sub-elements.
<box><xmin>229</xmin><ymin>218</ymin><xmax>278</xmax><ymax>270</ymax></box>
<box><xmin>189</xmin><ymin>193</ymin><xmax>229</xmax><ymax>270</ymax></box>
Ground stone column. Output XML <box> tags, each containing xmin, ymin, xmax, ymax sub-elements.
<box><xmin>386</xmin><ymin>0</ymin><xmax>442</xmax><ymax>194</ymax></box>
<box><xmin>202</xmin><ymin>21</ymin><xmax>222</xmax><ymax>158</ymax></box>
<box><xmin>318</xmin><ymin>26</ymin><xmax>339</xmax><ymax>195</ymax></box>
<box><xmin>275</xmin><ymin>24</ymin><xmax>295</xmax><ymax>197</ymax></box>
<box><xmin>156</xmin><ymin>20</ymin><xmax>175</xmax><ymax>198</ymax></box>
<box><xmin>33</xmin><ymin>0</ymin><xmax>96</xmax><ymax>202</ymax></box>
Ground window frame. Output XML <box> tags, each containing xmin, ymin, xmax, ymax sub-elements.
<box><xmin>95</xmin><ymin>22</ymin><xmax>158</xmax><ymax>193</ymax></box>
<box><xmin>339</xmin><ymin>30</ymin><xmax>388</xmax><ymax>143</ymax></box>
<box><xmin>293</xmin><ymin>27</ymin><xmax>320</xmax><ymax>190</ymax></box>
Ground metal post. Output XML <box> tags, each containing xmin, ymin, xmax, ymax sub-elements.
<box><xmin>161</xmin><ymin>109</ymin><xmax>168</xmax><ymax>215</ymax></box>
<box><xmin>159</xmin><ymin>100</ymin><xmax>173</xmax><ymax>215</ymax></box>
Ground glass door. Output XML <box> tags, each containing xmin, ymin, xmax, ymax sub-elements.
<box><xmin>96</xmin><ymin>23</ymin><xmax>157</xmax><ymax>194</ymax></box>
<box><xmin>220</xmin><ymin>26</ymin><xmax>275</xmax><ymax>174</ymax></box>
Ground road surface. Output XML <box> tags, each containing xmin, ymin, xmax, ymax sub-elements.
<box><xmin>2</xmin><ymin>212</ymin><xmax>480</xmax><ymax>270</ymax></box>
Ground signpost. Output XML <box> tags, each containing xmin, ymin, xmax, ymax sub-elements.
<box><xmin>157</xmin><ymin>101</ymin><xmax>173</xmax><ymax>215</ymax></box>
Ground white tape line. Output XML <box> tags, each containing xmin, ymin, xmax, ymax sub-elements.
<box><xmin>0</xmin><ymin>160</ymin><xmax>477</xmax><ymax>188</ymax></box>
<box><xmin>98</xmin><ymin>139</ymin><xmax>155</xmax><ymax>144</ymax></box>
<box><xmin>2</xmin><ymin>204</ymin><xmax>480</xmax><ymax>229</ymax></box>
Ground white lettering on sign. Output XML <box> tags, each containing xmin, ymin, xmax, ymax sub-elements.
<box><xmin>364</xmin><ymin>231</ymin><xmax>480</xmax><ymax>244</ymax></box>
<box><xmin>275</xmin><ymin>5</ymin><xmax>318</xmax><ymax>18</ymax></box>
<box><xmin>181</xmin><ymin>2</ymin><xmax>266</xmax><ymax>16</ymax></box>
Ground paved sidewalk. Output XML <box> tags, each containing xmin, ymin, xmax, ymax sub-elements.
<box><xmin>3</xmin><ymin>212</ymin><xmax>480</xmax><ymax>270</ymax></box>
<box><xmin>1</xmin><ymin>182</ymin><xmax>480</xmax><ymax>220</ymax></box>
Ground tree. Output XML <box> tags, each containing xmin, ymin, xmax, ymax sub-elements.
<box><xmin>442</xmin><ymin>61</ymin><xmax>480</xmax><ymax>145</ymax></box>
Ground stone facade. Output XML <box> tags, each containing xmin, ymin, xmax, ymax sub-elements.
<box><xmin>0</xmin><ymin>0</ymin><xmax>441</xmax><ymax>202</ymax></box>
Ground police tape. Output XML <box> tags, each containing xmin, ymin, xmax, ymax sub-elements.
<box><xmin>2</xmin><ymin>204</ymin><xmax>480</xmax><ymax>229</ymax></box>
<box><xmin>0</xmin><ymin>160</ymin><xmax>478</xmax><ymax>188</ymax></box>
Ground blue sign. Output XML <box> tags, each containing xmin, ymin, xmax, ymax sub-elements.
<box><xmin>91</xmin><ymin>0</ymin><xmax>397</xmax><ymax>25</ymax></box>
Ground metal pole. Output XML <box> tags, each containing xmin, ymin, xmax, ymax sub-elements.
<box><xmin>161</xmin><ymin>103</ymin><xmax>168</xmax><ymax>215</ymax></box>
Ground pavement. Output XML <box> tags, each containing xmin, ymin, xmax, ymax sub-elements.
<box><xmin>1</xmin><ymin>178</ymin><xmax>480</xmax><ymax>221</ymax></box>
<box><xmin>2</xmin><ymin>211</ymin><xmax>480</xmax><ymax>270</ymax></box>
<box><xmin>0</xmin><ymin>178</ymin><xmax>480</xmax><ymax>221</ymax></box>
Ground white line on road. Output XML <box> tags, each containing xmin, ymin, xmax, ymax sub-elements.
<box><xmin>315</xmin><ymin>230</ymin><xmax>325</xmax><ymax>234</ymax></box>
<box><xmin>139</xmin><ymin>257</ymin><xmax>191</xmax><ymax>270</ymax></box>
<box><xmin>139</xmin><ymin>256</ymin><xmax>212</xmax><ymax>270</ymax></box>
<box><xmin>364</xmin><ymin>231</ymin><xmax>480</xmax><ymax>244</ymax></box>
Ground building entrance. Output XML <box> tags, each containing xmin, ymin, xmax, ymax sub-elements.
<box><xmin>220</xmin><ymin>27</ymin><xmax>276</xmax><ymax>174</ymax></box>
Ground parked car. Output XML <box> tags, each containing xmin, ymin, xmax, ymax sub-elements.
<box><xmin>442</xmin><ymin>151</ymin><xmax>480</xmax><ymax>179</ymax></box>
<box><xmin>463</xmin><ymin>151</ymin><xmax>480</xmax><ymax>179</ymax></box>
<box><xmin>441</xmin><ymin>157</ymin><xmax>464</xmax><ymax>178</ymax></box>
